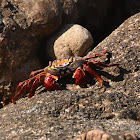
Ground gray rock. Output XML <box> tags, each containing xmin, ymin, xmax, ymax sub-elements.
<box><xmin>46</xmin><ymin>24</ymin><xmax>93</xmax><ymax>60</ymax></box>
<box><xmin>73</xmin><ymin>130</ymin><xmax>138</xmax><ymax>140</ymax></box>
<box><xmin>60</xmin><ymin>0</ymin><xmax>79</xmax><ymax>23</ymax></box>
<box><xmin>0</xmin><ymin>0</ymin><xmax>62</xmax><ymax>104</ymax></box>
<box><xmin>0</xmin><ymin>90</ymin><xmax>139</xmax><ymax>139</ymax></box>
<box><xmin>87</xmin><ymin>12</ymin><xmax>140</xmax><ymax>97</ymax></box>
<box><xmin>0</xmin><ymin>13</ymin><xmax>140</xmax><ymax>139</ymax></box>
<box><xmin>0</xmin><ymin>0</ymin><xmax>139</xmax><ymax>106</ymax></box>
<box><xmin>6</xmin><ymin>0</ymin><xmax>62</xmax><ymax>36</ymax></box>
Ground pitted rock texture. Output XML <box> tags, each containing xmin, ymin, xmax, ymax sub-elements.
<box><xmin>87</xmin><ymin>12</ymin><xmax>140</xmax><ymax>97</ymax></box>
<box><xmin>0</xmin><ymin>0</ymin><xmax>140</xmax><ymax>140</ymax></box>
<box><xmin>60</xmin><ymin>0</ymin><xmax>79</xmax><ymax>24</ymax></box>
<box><xmin>46</xmin><ymin>24</ymin><xmax>93</xmax><ymax>60</ymax></box>
<box><xmin>0</xmin><ymin>0</ymin><xmax>140</xmax><ymax>105</ymax></box>
<box><xmin>0</xmin><ymin>0</ymin><xmax>62</xmax><ymax>104</ymax></box>
<box><xmin>73</xmin><ymin>130</ymin><xmax>138</xmax><ymax>140</ymax></box>
<box><xmin>4</xmin><ymin>0</ymin><xmax>62</xmax><ymax>36</ymax></box>
<box><xmin>0</xmin><ymin>90</ymin><xmax>139</xmax><ymax>139</ymax></box>
<box><xmin>0</xmin><ymin>13</ymin><xmax>140</xmax><ymax>139</ymax></box>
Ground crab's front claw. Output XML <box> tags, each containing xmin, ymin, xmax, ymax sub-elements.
<box><xmin>73</xmin><ymin>67</ymin><xmax>88</xmax><ymax>88</ymax></box>
<box><xmin>44</xmin><ymin>73</ymin><xmax>61</xmax><ymax>91</ymax></box>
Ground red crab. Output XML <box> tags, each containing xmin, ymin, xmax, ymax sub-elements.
<box><xmin>12</xmin><ymin>49</ymin><xmax>119</xmax><ymax>104</ymax></box>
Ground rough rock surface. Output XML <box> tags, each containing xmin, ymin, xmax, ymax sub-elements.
<box><xmin>0</xmin><ymin>0</ymin><xmax>62</xmax><ymax>104</ymax></box>
<box><xmin>3</xmin><ymin>0</ymin><xmax>62</xmax><ymax>37</ymax></box>
<box><xmin>74</xmin><ymin>130</ymin><xmax>138</xmax><ymax>140</ymax></box>
<box><xmin>0</xmin><ymin>13</ymin><xmax>139</xmax><ymax>139</ymax></box>
<box><xmin>0</xmin><ymin>90</ymin><xmax>139</xmax><ymax>139</ymax></box>
<box><xmin>87</xmin><ymin>12</ymin><xmax>140</xmax><ymax>97</ymax></box>
<box><xmin>60</xmin><ymin>0</ymin><xmax>79</xmax><ymax>24</ymax></box>
<box><xmin>46</xmin><ymin>24</ymin><xmax>93</xmax><ymax>60</ymax></box>
<box><xmin>0</xmin><ymin>0</ymin><xmax>140</xmax><ymax>105</ymax></box>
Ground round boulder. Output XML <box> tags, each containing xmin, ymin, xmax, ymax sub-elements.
<box><xmin>46</xmin><ymin>24</ymin><xmax>94</xmax><ymax>60</ymax></box>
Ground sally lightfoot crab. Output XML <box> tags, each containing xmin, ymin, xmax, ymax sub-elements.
<box><xmin>12</xmin><ymin>49</ymin><xmax>119</xmax><ymax>104</ymax></box>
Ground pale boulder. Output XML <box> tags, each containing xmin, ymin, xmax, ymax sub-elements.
<box><xmin>46</xmin><ymin>24</ymin><xmax>94</xmax><ymax>60</ymax></box>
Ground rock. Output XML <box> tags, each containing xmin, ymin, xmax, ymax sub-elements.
<box><xmin>0</xmin><ymin>0</ymin><xmax>62</xmax><ymax>104</ymax></box>
<box><xmin>0</xmin><ymin>13</ymin><xmax>140</xmax><ymax>139</ymax></box>
<box><xmin>73</xmin><ymin>130</ymin><xmax>113</xmax><ymax>140</ymax></box>
<box><xmin>6</xmin><ymin>0</ymin><xmax>62</xmax><ymax>37</ymax></box>
<box><xmin>0</xmin><ymin>0</ymin><xmax>139</xmax><ymax>106</ymax></box>
<box><xmin>73</xmin><ymin>130</ymin><xmax>138</xmax><ymax>140</ymax></box>
<box><xmin>0</xmin><ymin>90</ymin><xmax>139</xmax><ymax>139</ymax></box>
<box><xmin>60</xmin><ymin>0</ymin><xmax>79</xmax><ymax>23</ymax></box>
<box><xmin>87</xmin><ymin>12</ymin><xmax>140</xmax><ymax>96</ymax></box>
<box><xmin>46</xmin><ymin>24</ymin><xmax>93</xmax><ymax>60</ymax></box>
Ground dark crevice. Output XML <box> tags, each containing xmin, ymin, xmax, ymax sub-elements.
<box><xmin>0</xmin><ymin>14</ymin><xmax>4</xmax><ymax>33</ymax></box>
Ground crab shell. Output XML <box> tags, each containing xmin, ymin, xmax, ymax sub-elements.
<box><xmin>44</xmin><ymin>57</ymin><xmax>85</xmax><ymax>77</ymax></box>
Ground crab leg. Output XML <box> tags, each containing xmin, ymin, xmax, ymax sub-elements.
<box><xmin>88</xmin><ymin>60</ymin><xmax>119</xmax><ymax>67</ymax></box>
<box><xmin>12</xmin><ymin>78</ymin><xmax>35</xmax><ymax>104</ymax></box>
<box><xmin>83</xmin><ymin>64</ymin><xmax>104</xmax><ymax>87</ymax></box>
<box><xmin>28</xmin><ymin>73</ymin><xmax>46</xmax><ymax>98</ymax></box>
<box><xmin>84</xmin><ymin>49</ymin><xmax>108</xmax><ymax>60</ymax></box>
<box><xmin>12</xmin><ymin>71</ymin><xmax>46</xmax><ymax>104</ymax></box>
<box><xmin>73</xmin><ymin>67</ymin><xmax>88</xmax><ymax>87</ymax></box>
<box><xmin>29</xmin><ymin>69</ymin><xmax>44</xmax><ymax>78</ymax></box>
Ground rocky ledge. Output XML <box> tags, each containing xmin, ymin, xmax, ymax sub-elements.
<box><xmin>0</xmin><ymin>12</ymin><xmax>139</xmax><ymax>139</ymax></box>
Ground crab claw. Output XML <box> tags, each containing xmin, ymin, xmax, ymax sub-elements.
<box><xmin>73</xmin><ymin>67</ymin><xmax>88</xmax><ymax>87</ymax></box>
<box><xmin>44</xmin><ymin>73</ymin><xmax>61</xmax><ymax>91</ymax></box>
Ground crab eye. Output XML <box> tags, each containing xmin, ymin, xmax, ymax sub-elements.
<box><xmin>69</xmin><ymin>57</ymin><xmax>73</xmax><ymax>62</ymax></box>
<box><xmin>49</xmin><ymin>61</ymin><xmax>52</xmax><ymax>67</ymax></box>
